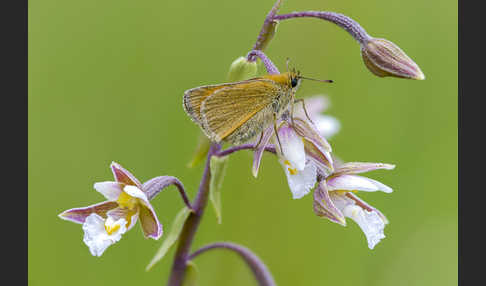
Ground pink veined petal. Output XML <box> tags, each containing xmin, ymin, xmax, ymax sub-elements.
<box><xmin>122</xmin><ymin>185</ymin><xmax>158</xmax><ymax>234</ymax></box>
<box><xmin>106</xmin><ymin>207</ymin><xmax>128</xmax><ymax>220</ymax></box>
<box><xmin>334</xmin><ymin>162</ymin><xmax>395</xmax><ymax>176</ymax></box>
<box><xmin>313</xmin><ymin>181</ymin><xmax>346</xmax><ymax>225</ymax></box>
<box><xmin>110</xmin><ymin>161</ymin><xmax>143</xmax><ymax>189</ymax></box>
<box><xmin>346</xmin><ymin>192</ymin><xmax>389</xmax><ymax>224</ymax></box>
<box><xmin>292</xmin><ymin>117</ymin><xmax>332</xmax><ymax>153</ymax></box>
<box><xmin>327</xmin><ymin>174</ymin><xmax>393</xmax><ymax>193</ymax></box>
<box><xmin>303</xmin><ymin>139</ymin><xmax>333</xmax><ymax>173</ymax></box>
<box><xmin>139</xmin><ymin>204</ymin><xmax>163</xmax><ymax>239</ymax></box>
<box><xmin>58</xmin><ymin>201</ymin><xmax>118</xmax><ymax>224</ymax></box>
<box><xmin>106</xmin><ymin>207</ymin><xmax>140</xmax><ymax>231</ymax></box>
<box><xmin>252</xmin><ymin>126</ymin><xmax>275</xmax><ymax>178</ymax></box>
<box><xmin>93</xmin><ymin>181</ymin><xmax>123</xmax><ymax>201</ymax></box>
<box><xmin>330</xmin><ymin>192</ymin><xmax>386</xmax><ymax>249</ymax></box>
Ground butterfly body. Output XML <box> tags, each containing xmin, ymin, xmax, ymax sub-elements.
<box><xmin>183</xmin><ymin>72</ymin><xmax>301</xmax><ymax>144</ymax></box>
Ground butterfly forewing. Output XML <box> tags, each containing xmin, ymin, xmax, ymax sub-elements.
<box><xmin>200</xmin><ymin>79</ymin><xmax>281</xmax><ymax>143</ymax></box>
<box><xmin>183</xmin><ymin>84</ymin><xmax>231</xmax><ymax>123</ymax></box>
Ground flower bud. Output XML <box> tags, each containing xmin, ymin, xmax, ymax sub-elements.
<box><xmin>257</xmin><ymin>20</ymin><xmax>279</xmax><ymax>52</ymax></box>
<box><xmin>361</xmin><ymin>38</ymin><xmax>425</xmax><ymax>80</ymax></box>
<box><xmin>227</xmin><ymin>56</ymin><xmax>258</xmax><ymax>82</ymax></box>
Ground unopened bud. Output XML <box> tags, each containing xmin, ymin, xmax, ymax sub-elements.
<box><xmin>227</xmin><ymin>56</ymin><xmax>258</xmax><ymax>82</ymax></box>
<box><xmin>257</xmin><ymin>20</ymin><xmax>279</xmax><ymax>52</ymax></box>
<box><xmin>361</xmin><ymin>38</ymin><xmax>425</xmax><ymax>80</ymax></box>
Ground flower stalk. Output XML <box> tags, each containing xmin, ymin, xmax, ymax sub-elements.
<box><xmin>167</xmin><ymin>143</ymin><xmax>278</xmax><ymax>286</ymax></box>
<box><xmin>273</xmin><ymin>11</ymin><xmax>371</xmax><ymax>45</ymax></box>
<box><xmin>167</xmin><ymin>143</ymin><xmax>221</xmax><ymax>286</ymax></box>
<box><xmin>143</xmin><ymin>176</ymin><xmax>193</xmax><ymax>210</ymax></box>
<box><xmin>189</xmin><ymin>242</ymin><xmax>277</xmax><ymax>286</ymax></box>
<box><xmin>248</xmin><ymin>0</ymin><xmax>424</xmax><ymax>80</ymax></box>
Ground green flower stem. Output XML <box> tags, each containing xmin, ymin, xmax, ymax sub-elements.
<box><xmin>167</xmin><ymin>143</ymin><xmax>221</xmax><ymax>286</ymax></box>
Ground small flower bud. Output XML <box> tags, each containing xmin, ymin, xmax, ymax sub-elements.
<box><xmin>257</xmin><ymin>20</ymin><xmax>279</xmax><ymax>52</ymax></box>
<box><xmin>361</xmin><ymin>38</ymin><xmax>425</xmax><ymax>80</ymax></box>
<box><xmin>227</xmin><ymin>56</ymin><xmax>258</xmax><ymax>82</ymax></box>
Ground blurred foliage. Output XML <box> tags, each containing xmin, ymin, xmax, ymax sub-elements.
<box><xmin>29</xmin><ymin>0</ymin><xmax>457</xmax><ymax>285</ymax></box>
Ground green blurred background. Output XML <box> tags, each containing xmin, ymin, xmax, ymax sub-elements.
<box><xmin>29</xmin><ymin>0</ymin><xmax>457</xmax><ymax>285</ymax></box>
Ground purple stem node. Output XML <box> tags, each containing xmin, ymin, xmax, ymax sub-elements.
<box><xmin>246</xmin><ymin>50</ymin><xmax>280</xmax><ymax>75</ymax></box>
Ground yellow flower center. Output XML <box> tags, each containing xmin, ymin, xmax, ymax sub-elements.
<box><xmin>284</xmin><ymin>160</ymin><xmax>298</xmax><ymax>175</ymax></box>
<box><xmin>104</xmin><ymin>223</ymin><xmax>120</xmax><ymax>235</ymax></box>
<box><xmin>117</xmin><ymin>190</ymin><xmax>138</xmax><ymax>210</ymax></box>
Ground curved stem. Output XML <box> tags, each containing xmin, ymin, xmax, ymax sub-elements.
<box><xmin>216</xmin><ymin>143</ymin><xmax>277</xmax><ymax>158</ymax></box>
<box><xmin>188</xmin><ymin>242</ymin><xmax>277</xmax><ymax>286</ymax></box>
<box><xmin>274</xmin><ymin>11</ymin><xmax>371</xmax><ymax>45</ymax></box>
<box><xmin>143</xmin><ymin>176</ymin><xmax>193</xmax><ymax>210</ymax></box>
<box><xmin>246</xmin><ymin>50</ymin><xmax>280</xmax><ymax>75</ymax></box>
<box><xmin>167</xmin><ymin>143</ymin><xmax>221</xmax><ymax>286</ymax></box>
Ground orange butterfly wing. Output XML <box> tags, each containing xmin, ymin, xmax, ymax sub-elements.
<box><xmin>199</xmin><ymin>79</ymin><xmax>281</xmax><ymax>142</ymax></box>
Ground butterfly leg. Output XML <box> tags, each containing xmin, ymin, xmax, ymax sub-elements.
<box><xmin>254</xmin><ymin>131</ymin><xmax>264</xmax><ymax>150</ymax></box>
<box><xmin>273</xmin><ymin>112</ymin><xmax>284</xmax><ymax>156</ymax></box>
<box><xmin>294</xmin><ymin>98</ymin><xmax>315</xmax><ymax>125</ymax></box>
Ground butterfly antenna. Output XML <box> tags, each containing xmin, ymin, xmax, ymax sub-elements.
<box><xmin>300</xmin><ymin>76</ymin><xmax>333</xmax><ymax>83</ymax></box>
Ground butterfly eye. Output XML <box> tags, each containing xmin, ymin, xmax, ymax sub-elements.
<box><xmin>291</xmin><ymin>77</ymin><xmax>299</xmax><ymax>88</ymax></box>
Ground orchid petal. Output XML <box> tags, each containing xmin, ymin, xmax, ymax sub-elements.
<box><xmin>292</xmin><ymin>117</ymin><xmax>332</xmax><ymax>153</ymax></box>
<box><xmin>327</xmin><ymin>174</ymin><xmax>393</xmax><ymax>193</ymax></box>
<box><xmin>93</xmin><ymin>181</ymin><xmax>123</xmax><ymax>201</ymax></box>
<box><xmin>313</xmin><ymin>181</ymin><xmax>346</xmax><ymax>225</ymax></box>
<box><xmin>110</xmin><ymin>161</ymin><xmax>143</xmax><ymax>188</ymax></box>
<box><xmin>346</xmin><ymin>192</ymin><xmax>389</xmax><ymax>224</ymax></box>
<box><xmin>303</xmin><ymin>139</ymin><xmax>333</xmax><ymax>173</ymax></box>
<box><xmin>122</xmin><ymin>185</ymin><xmax>161</xmax><ymax>237</ymax></box>
<box><xmin>82</xmin><ymin>214</ymin><xmax>127</xmax><ymax>256</ymax></box>
<box><xmin>139</xmin><ymin>203</ymin><xmax>163</xmax><ymax>239</ymax></box>
<box><xmin>252</xmin><ymin>126</ymin><xmax>274</xmax><ymax>178</ymax></box>
<box><xmin>106</xmin><ymin>207</ymin><xmax>140</xmax><ymax>231</ymax></box>
<box><xmin>334</xmin><ymin>162</ymin><xmax>395</xmax><ymax>176</ymax></box>
<box><xmin>58</xmin><ymin>201</ymin><xmax>118</xmax><ymax>224</ymax></box>
<box><xmin>277</xmin><ymin>124</ymin><xmax>306</xmax><ymax>171</ymax></box>
<box><xmin>330</xmin><ymin>192</ymin><xmax>386</xmax><ymax>249</ymax></box>
<box><xmin>123</xmin><ymin>185</ymin><xmax>150</xmax><ymax>203</ymax></box>
<box><xmin>281</xmin><ymin>159</ymin><xmax>317</xmax><ymax>199</ymax></box>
